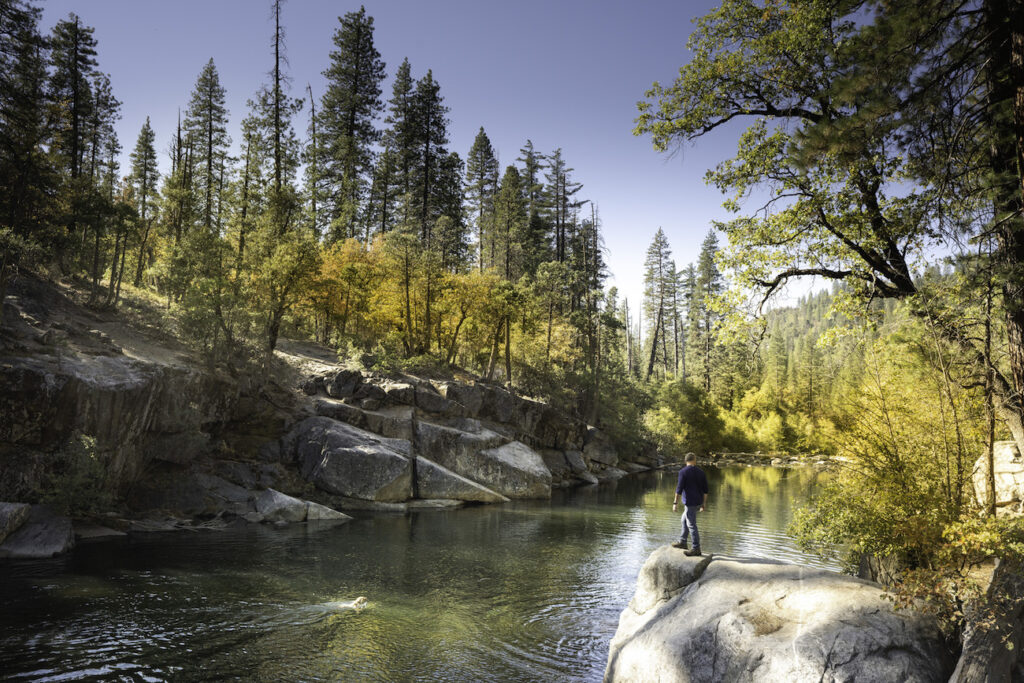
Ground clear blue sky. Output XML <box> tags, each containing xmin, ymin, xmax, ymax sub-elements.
<box><xmin>39</xmin><ymin>0</ymin><xmax>740</xmax><ymax>316</ymax></box>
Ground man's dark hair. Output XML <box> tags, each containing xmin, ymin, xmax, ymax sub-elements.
<box><xmin>685</xmin><ymin>453</ymin><xmax>696</xmax><ymax>464</ymax></box>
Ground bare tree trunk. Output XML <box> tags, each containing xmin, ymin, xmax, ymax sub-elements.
<box><xmin>485</xmin><ymin>318</ymin><xmax>504</xmax><ymax>381</ymax></box>
<box><xmin>447</xmin><ymin>310</ymin><xmax>467</xmax><ymax>365</ymax></box>
<box><xmin>114</xmin><ymin>233</ymin><xmax>127</xmax><ymax>305</ymax></box>
<box><xmin>504</xmin><ymin>315</ymin><xmax>512</xmax><ymax>385</ymax></box>
<box><xmin>646</xmin><ymin>309</ymin><xmax>662</xmax><ymax>381</ymax></box>
<box><xmin>546</xmin><ymin>300</ymin><xmax>553</xmax><ymax>362</ymax></box>
<box><xmin>403</xmin><ymin>249</ymin><xmax>413</xmax><ymax>356</ymax></box>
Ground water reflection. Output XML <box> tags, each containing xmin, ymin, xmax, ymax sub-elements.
<box><xmin>0</xmin><ymin>466</ymin><xmax>833</xmax><ymax>682</ymax></box>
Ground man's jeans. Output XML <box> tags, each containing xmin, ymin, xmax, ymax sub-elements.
<box><xmin>679</xmin><ymin>505</ymin><xmax>700</xmax><ymax>548</ymax></box>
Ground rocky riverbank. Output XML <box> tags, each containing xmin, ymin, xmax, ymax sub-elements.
<box><xmin>0</xmin><ymin>275</ymin><xmax>659</xmax><ymax>559</ymax></box>
<box><xmin>605</xmin><ymin>546</ymin><xmax>954</xmax><ymax>682</ymax></box>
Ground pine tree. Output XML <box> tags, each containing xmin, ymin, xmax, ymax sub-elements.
<box><xmin>303</xmin><ymin>82</ymin><xmax>324</xmax><ymax>236</ymax></box>
<box><xmin>543</xmin><ymin>148</ymin><xmax>582</xmax><ymax>263</ymax></box>
<box><xmin>183</xmin><ymin>58</ymin><xmax>229</xmax><ymax>233</ymax></box>
<box><xmin>245</xmin><ymin>0</ymin><xmax>317</xmax><ymax>365</ymax></box>
<box><xmin>409</xmin><ymin>69</ymin><xmax>449</xmax><ymax>241</ymax></box>
<box><xmin>516</xmin><ymin>140</ymin><xmax>549</xmax><ymax>277</ymax></box>
<box><xmin>433</xmin><ymin>151</ymin><xmax>469</xmax><ymax>271</ymax></box>
<box><xmin>687</xmin><ymin>230</ymin><xmax>724</xmax><ymax>394</ymax></box>
<box><xmin>680</xmin><ymin>263</ymin><xmax>696</xmax><ymax>381</ymax></box>
<box><xmin>492</xmin><ymin>165</ymin><xmax>526</xmax><ymax>279</ymax></box>
<box><xmin>465</xmin><ymin>127</ymin><xmax>498</xmax><ymax>270</ymax></box>
<box><xmin>130</xmin><ymin>117</ymin><xmax>159</xmax><ymax>286</ymax></box>
<box><xmin>49</xmin><ymin>13</ymin><xmax>97</xmax><ymax>182</ymax></box>
<box><xmin>318</xmin><ymin>6</ymin><xmax>385</xmax><ymax>242</ymax></box>
<box><xmin>365</xmin><ymin>145</ymin><xmax>399</xmax><ymax>237</ymax></box>
<box><xmin>643</xmin><ymin>227</ymin><xmax>673</xmax><ymax>380</ymax></box>
<box><xmin>384</xmin><ymin>58</ymin><xmax>415</xmax><ymax>223</ymax></box>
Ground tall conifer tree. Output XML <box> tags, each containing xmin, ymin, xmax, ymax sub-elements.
<box><xmin>687</xmin><ymin>230</ymin><xmax>724</xmax><ymax>393</ymax></box>
<box><xmin>465</xmin><ymin>127</ymin><xmax>498</xmax><ymax>270</ymax></box>
<box><xmin>643</xmin><ymin>227</ymin><xmax>673</xmax><ymax>380</ymax></box>
<box><xmin>384</xmin><ymin>58</ymin><xmax>415</xmax><ymax>223</ymax></box>
<box><xmin>130</xmin><ymin>117</ymin><xmax>159</xmax><ymax>285</ymax></box>
<box><xmin>409</xmin><ymin>70</ymin><xmax>449</xmax><ymax>241</ymax></box>
<box><xmin>318</xmin><ymin>6</ymin><xmax>385</xmax><ymax>241</ymax></box>
<box><xmin>183</xmin><ymin>58</ymin><xmax>229</xmax><ymax>233</ymax></box>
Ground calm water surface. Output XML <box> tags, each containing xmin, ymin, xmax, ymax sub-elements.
<box><xmin>0</xmin><ymin>466</ymin><xmax>837</xmax><ymax>682</ymax></box>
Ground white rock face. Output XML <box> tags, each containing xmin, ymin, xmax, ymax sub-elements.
<box><xmin>256</xmin><ymin>488</ymin><xmax>310</xmax><ymax>523</ymax></box>
<box><xmin>973</xmin><ymin>441</ymin><xmax>1024</xmax><ymax>507</ymax></box>
<box><xmin>255</xmin><ymin>488</ymin><xmax>351</xmax><ymax>523</ymax></box>
<box><xmin>305</xmin><ymin>501</ymin><xmax>352</xmax><ymax>521</ymax></box>
<box><xmin>605</xmin><ymin>547</ymin><xmax>952</xmax><ymax>683</ymax></box>
<box><xmin>415</xmin><ymin>457</ymin><xmax>509</xmax><ymax>503</ymax></box>
<box><xmin>475</xmin><ymin>441</ymin><xmax>552</xmax><ymax>499</ymax></box>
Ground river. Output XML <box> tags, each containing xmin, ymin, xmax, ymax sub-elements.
<box><xmin>0</xmin><ymin>465</ymin><xmax>837</xmax><ymax>682</ymax></box>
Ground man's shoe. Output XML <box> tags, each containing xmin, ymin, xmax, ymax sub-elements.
<box><xmin>671</xmin><ymin>541</ymin><xmax>688</xmax><ymax>550</ymax></box>
<box><xmin>684</xmin><ymin>546</ymin><xmax>702</xmax><ymax>557</ymax></box>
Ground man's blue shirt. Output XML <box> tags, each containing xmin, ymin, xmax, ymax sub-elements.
<box><xmin>676</xmin><ymin>465</ymin><xmax>708</xmax><ymax>506</ymax></box>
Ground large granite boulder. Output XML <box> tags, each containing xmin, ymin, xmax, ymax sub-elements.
<box><xmin>605</xmin><ymin>548</ymin><xmax>952</xmax><ymax>683</ymax></box>
<box><xmin>414</xmin><ymin>420</ymin><xmax>508</xmax><ymax>474</ymax></box>
<box><xmin>414</xmin><ymin>421</ymin><xmax>551</xmax><ymax>498</ymax></box>
<box><xmin>314</xmin><ymin>400</ymin><xmax>414</xmax><ymax>441</ymax></box>
<box><xmin>286</xmin><ymin>417</ymin><xmax>413</xmax><ymax>502</ymax></box>
<box><xmin>0</xmin><ymin>502</ymin><xmax>31</xmax><ymax>545</ymax></box>
<box><xmin>325</xmin><ymin>369</ymin><xmax>362</xmax><ymax>399</ymax></box>
<box><xmin>255</xmin><ymin>488</ymin><xmax>309</xmax><ymax>522</ymax></box>
<box><xmin>474</xmin><ymin>441</ymin><xmax>552</xmax><ymax>499</ymax></box>
<box><xmin>583</xmin><ymin>427</ymin><xmax>619</xmax><ymax>467</ymax></box>
<box><xmin>415</xmin><ymin>457</ymin><xmax>509</xmax><ymax>503</ymax></box>
<box><xmin>541</xmin><ymin>449</ymin><xmax>574</xmax><ymax>486</ymax></box>
<box><xmin>0</xmin><ymin>505</ymin><xmax>75</xmax><ymax>559</ymax></box>
<box><xmin>477</xmin><ymin>384</ymin><xmax>518</xmax><ymax>424</ymax></box>
<box><xmin>973</xmin><ymin>441</ymin><xmax>1024</xmax><ymax>507</ymax></box>
<box><xmin>438</xmin><ymin>382</ymin><xmax>484</xmax><ymax>417</ymax></box>
<box><xmin>254</xmin><ymin>488</ymin><xmax>352</xmax><ymax>523</ymax></box>
<box><xmin>305</xmin><ymin>501</ymin><xmax>352</xmax><ymax>521</ymax></box>
<box><xmin>415</xmin><ymin>384</ymin><xmax>460</xmax><ymax>416</ymax></box>
<box><xmin>382</xmin><ymin>381</ymin><xmax>416</xmax><ymax>406</ymax></box>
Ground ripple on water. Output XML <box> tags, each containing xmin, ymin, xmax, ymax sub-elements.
<box><xmin>0</xmin><ymin>467</ymin><xmax>837</xmax><ymax>682</ymax></box>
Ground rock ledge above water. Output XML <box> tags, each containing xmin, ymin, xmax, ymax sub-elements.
<box><xmin>605</xmin><ymin>546</ymin><xmax>953</xmax><ymax>683</ymax></box>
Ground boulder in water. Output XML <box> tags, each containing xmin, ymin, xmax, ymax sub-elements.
<box><xmin>255</xmin><ymin>488</ymin><xmax>309</xmax><ymax>523</ymax></box>
<box><xmin>474</xmin><ymin>441</ymin><xmax>552</xmax><ymax>499</ymax></box>
<box><xmin>0</xmin><ymin>502</ymin><xmax>31</xmax><ymax>545</ymax></box>
<box><xmin>287</xmin><ymin>417</ymin><xmax>413</xmax><ymax>502</ymax></box>
<box><xmin>605</xmin><ymin>548</ymin><xmax>952</xmax><ymax>682</ymax></box>
<box><xmin>415</xmin><ymin>457</ymin><xmax>509</xmax><ymax>503</ymax></box>
<box><xmin>305</xmin><ymin>500</ymin><xmax>352</xmax><ymax>522</ymax></box>
<box><xmin>0</xmin><ymin>505</ymin><xmax>74</xmax><ymax>559</ymax></box>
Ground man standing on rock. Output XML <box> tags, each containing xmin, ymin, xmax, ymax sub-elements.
<box><xmin>672</xmin><ymin>453</ymin><xmax>709</xmax><ymax>556</ymax></box>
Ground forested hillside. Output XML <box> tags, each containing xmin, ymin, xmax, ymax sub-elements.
<box><xmin>0</xmin><ymin>1</ymin><xmax>648</xmax><ymax>450</ymax></box>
